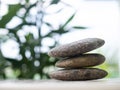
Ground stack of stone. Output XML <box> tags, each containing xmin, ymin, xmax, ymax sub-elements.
<box><xmin>48</xmin><ymin>38</ymin><xmax>108</xmax><ymax>81</ymax></box>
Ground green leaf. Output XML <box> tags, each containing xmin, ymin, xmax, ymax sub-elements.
<box><xmin>25</xmin><ymin>33</ymin><xmax>39</xmax><ymax>46</ymax></box>
<box><xmin>0</xmin><ymin>51</ymin><xmax>6</xmax><ymax>62</ymax></box>
<box><xmin>50</xmin><ymin>0</ymin><xmax>60</xmax><ymax>5</ymax></box>
<box><xmin>0</xmin><ymin>4</ymin><xmax>22</xmax><ymax>28</ymax></box>
<box><xmin>45</xmin><ymin>22</ymin><xmax>53</xmax><ymax>28</ymax></box>
<box><xmin>5</xmin><ymin>57</ymin><xmax>22</xmax><ymax>68</ymax></box>
<box><xmin>0</xmin><ymin>50</ymin><xmax>8</xmax><ymax>70</ymax></box>
<box><xmin>61</xmin><ymin>13</ymin><xmax>76</xmax><ymax>29</ymax></box>
<box><xmin>25</xmin><ymin>33</ymin><xmax>34</xmax><ymax>41</ymax></box>
<box><xmin>72</xmin><ymin>26</ymin><xmax>87</xmax><ymax>29</ymax></box>
<box><xmin>25</xmin><ymin>0</ymin><xmax>29</xmax><ymax>3</ymax></box>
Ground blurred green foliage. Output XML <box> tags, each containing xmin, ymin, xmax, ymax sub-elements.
<box><xmin>0</xmin><ymin>0</ymin><xmax>86</xmax><ymax>79</ymax></box>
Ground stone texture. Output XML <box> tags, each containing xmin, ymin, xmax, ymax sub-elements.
<box><xmin>55</xmin><ymin>54</ymin><xmax>105</xmax><ymax>68</ymax></box>
<box><xmin>49</xmin><ymin>68</ymin><xmax>108</xmax><ymax>81</ymax></box>
<box><xmin>48</xmin><ymin>38</ymin><xmax>105</xmax><ymax>58</ymax></box>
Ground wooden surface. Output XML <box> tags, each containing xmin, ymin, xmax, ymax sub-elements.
<box><xmin>0</xmin><ymin>78</ymin><xmax>120</xmax><ymax>90</ymax></box>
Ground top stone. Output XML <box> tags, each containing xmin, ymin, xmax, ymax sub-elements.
<box><xmin>48</xmin><ymin>38</ymin><xmax>105</xmax><ymax>58</ymax></box>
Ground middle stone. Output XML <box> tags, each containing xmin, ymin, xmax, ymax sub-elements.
<box><xmin>55</xmin><ymin>53</ymin><xmax>105</xmax><ymax>68</ymax></box>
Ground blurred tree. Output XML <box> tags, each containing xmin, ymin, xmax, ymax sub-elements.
<box><xmin>0</xmin><ymin>0</ymin><xmax>86</xmax><ymax>79</ymax></box>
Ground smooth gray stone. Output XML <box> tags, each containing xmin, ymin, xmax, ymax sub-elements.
<box><xmin>48</xmin><ymin>38</ymin><xmax>105</xmax><ymax>58</ymax></box>
<box><xmin>49</xmin><ymin>68</ymin><xmax>108</xmax><ymax>81</ymax></box>
<box><xmin>55</xmin><ymin>54</ymin><xmax>105</xmax><ymax>68</ymax></box>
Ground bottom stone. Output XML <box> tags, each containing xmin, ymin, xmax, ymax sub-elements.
<box><xmin>49</xmin><ymin>68</ymin><xmax>108</xmax><ymax>81</ymax></box>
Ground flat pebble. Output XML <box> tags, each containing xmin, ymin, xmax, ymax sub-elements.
<box><xmin>48</xmin><ymin>38</ymin><xmax>105</xmax><ymax>58</ymax></box>
<box><xmin>49</xmin><ymin>68</ymin><xmax>108</xmax><ymax>81</ymax></box>
<box><xmin>55</xmin><ymin>54</ymin><xmax>105</xmax><ymax>68</ymax></box>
